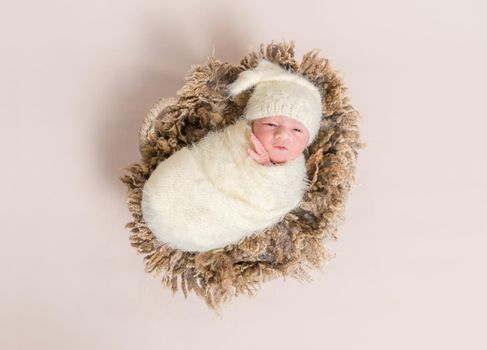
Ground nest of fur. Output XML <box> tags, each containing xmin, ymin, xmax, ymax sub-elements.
<box><xmin>120</xmin><ymin>41</ymin><xmax>364</xmax><ymax>309</ymax></box>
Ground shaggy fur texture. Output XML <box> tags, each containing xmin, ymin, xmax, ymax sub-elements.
<box><xmin>120</xmin><ymin>41</ymin><xmax>364</xmax><ymax>309</ymax></box>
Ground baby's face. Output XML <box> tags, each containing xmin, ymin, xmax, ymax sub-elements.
<box><xmin>251</xmin><ymin>115</ymin><xmax>310</xmax><ymax>164</ymax></box>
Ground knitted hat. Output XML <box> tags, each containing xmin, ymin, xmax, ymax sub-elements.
<box><xmin>228</xmin><ymin>59</ymin><xmax>323</xmax><ymax>145</ymax></box>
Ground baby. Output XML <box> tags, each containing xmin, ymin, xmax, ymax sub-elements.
<box><xmin>141</xmin><ymin>60</ymin><xmax>323</xmax><ymax>252</ymax></box>
<box><xmin>248</xmin><ymin>115</ymin><xmax>310</xmax><ymax>165</ymax></box>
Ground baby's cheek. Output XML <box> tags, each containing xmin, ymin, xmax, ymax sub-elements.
<box><xmin>286</xmin><ymin>143</ymin><xmax>306</xmax><ymax>160</ymax></box>
<box><xmin>288</xmin><ymin>147</ymin><xmax>301</xmax><ymax>159</ymax></box>
<box><xmin>295</xmin><ymin>138</ymin><xmax>307</xmax><ymax>153</ymax></box>
<box><xmin>256</xmin><ymin>134</ymin><xmax>272</xmax><ymax>150</ymax></box>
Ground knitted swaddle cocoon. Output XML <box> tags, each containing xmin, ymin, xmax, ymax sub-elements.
<box><xmin>141</xmin><ymin>118</ymin><xmax>308</xmax><ymax>252</ymax></box>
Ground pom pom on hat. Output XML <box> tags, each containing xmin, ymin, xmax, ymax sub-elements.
<box><xmin>228</xmin><ymin>59</ymin><xmax>323</xmax><ymax>145</ymax></box>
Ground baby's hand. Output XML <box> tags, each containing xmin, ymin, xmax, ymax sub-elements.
<box><xmin>247</xmin><ymin>133</ymin><xmax>272</xmax><ymax>165</ymax></box>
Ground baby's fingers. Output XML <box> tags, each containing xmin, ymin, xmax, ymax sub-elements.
<box><xmin>247</xmin><ymin>147</ymin><xmax>261</xmax><ymax>161</ymax></box>
<box><xmin>251</xmin><ymin>133</ymin><xmax>266</xmax><ymax>155</ymax></box>
<box><xmin>248</xmin><ymin>148</ymin><xmax>270</xmax><ymax>165</ymax></box>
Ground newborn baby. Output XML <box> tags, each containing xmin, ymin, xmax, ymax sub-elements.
<box><xmin>248</xmin><ymin>115</ymin><xmax>310</xmax><ymax>165</ymax></box>
<box><xmin>141</xmin><ymin>60</ymin><xmax>323</xmax><ymax>252</ymax></box>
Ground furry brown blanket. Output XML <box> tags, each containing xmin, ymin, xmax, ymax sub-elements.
<box><xmin>120</xmin><ymin>41</ymin><xmax>364</xmax><ymax>309</ymax></box>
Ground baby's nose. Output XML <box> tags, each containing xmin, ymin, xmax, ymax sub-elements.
<box><xmin>275</xmin><ymin>130</ymin><xmax>291</xmax><ymax>140</ymax></box>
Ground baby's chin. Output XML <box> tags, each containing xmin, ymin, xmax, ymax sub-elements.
<box><xmin>269</xmin><ymin>151</ymin><xmax>300</xmax><ymax>164</ymax></box>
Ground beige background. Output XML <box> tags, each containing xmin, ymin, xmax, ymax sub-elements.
<box><xmin>1</xmin><ymin>0</ymin><xmax>486</xmax><ymax>349</ymax></box>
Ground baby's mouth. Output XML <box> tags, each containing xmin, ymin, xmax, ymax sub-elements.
<box><xmin>273</xmin><ymin>145</ymin><xmax>288</xmax><ymax>150</ymax></box>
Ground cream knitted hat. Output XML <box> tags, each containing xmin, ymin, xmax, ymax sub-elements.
<box><xmin>228</xmin><ymin>59</ymin><xmax>323</xmax><ymax>145</ymax></box>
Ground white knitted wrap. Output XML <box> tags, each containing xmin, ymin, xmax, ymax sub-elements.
<box><xmin>141</xmin><ymin>119</ymin><xmax>308</xmax><ymax>252</ymax></box>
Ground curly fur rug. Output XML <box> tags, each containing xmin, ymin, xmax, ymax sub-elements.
<box><xmin>120</xmin><ymin>41</ymin><xmax>364</xmax><ymax>309</ymax></box>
